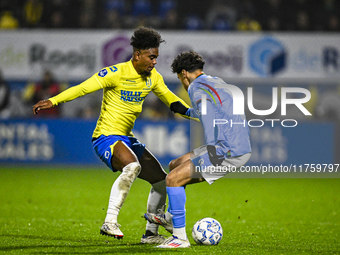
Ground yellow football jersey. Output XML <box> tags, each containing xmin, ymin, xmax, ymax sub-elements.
<box><xmin>49</xmin><ymin>60</ymin><xmax>190</xmax><ymax>138</ymax></box>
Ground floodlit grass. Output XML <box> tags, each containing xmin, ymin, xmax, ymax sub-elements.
<box><xmin>0</xmin><ymin>167</ymin><xmax>339</xmax><ymax>254</ymax></box>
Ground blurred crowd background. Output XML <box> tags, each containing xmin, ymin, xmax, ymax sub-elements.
<box><xmin>0</xmin><ymin>0</ymin><xmax>339</xmax><ymax>31</ymax></box>
<box><xmin>0</xmin><ymin>0</ymin><xmax>340</xmax><ymax>122</ymax></box>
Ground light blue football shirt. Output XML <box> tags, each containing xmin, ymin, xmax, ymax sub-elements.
<box><xmin>188</xmin><ymin>74</ymin><xmax>251</xmax><ymax>157</ymax></box>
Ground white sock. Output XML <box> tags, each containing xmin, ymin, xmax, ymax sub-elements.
<box><xmin>173</xmin><ymin>227</ymin><xmax>187</xmax><ymax>240</ymax></box>
<box><xmin>105</xmin><ymin>162</ymin><xmax>141</xmax><ymax>223</ymax></box>
<box><xmin>165</xmin><ymin>211</ymin><xmax>172</xmax><ymax>222</ymax></box>
<box><xmin>145</xmin><ymin>180</ymin><xmax>166</xmax><ymax>234</ymax></box>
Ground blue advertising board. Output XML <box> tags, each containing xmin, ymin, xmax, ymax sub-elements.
<box><xmin>0</xmin><ymin>119</ymin><xmax>335</xmax><ymax>167</ymax></box>
<box><xmin>0</xmin><ymin>119</ymin><xmax>190</xmax><ymax>167</ymax></box>
<box><xmin>0</xmin><ymin>119</ymin><xmax>99</xmax><ymax>165</ymax></box>
<box><xmin>248</xmin><ymin>123</ymin><xmax>334</xmax><ymax>165</ymax></box>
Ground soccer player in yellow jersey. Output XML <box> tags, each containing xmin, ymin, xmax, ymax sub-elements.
<box><xmin>32</xmin><ymin>27</ymin><xmax>193</xmax><ymax>244</ymax></box>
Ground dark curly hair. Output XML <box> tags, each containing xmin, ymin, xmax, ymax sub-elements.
<box><xmin>171</xmin><ymin>51</ymin><xmax>205</xmax><ymax>73</ymax></box>
<box><xmin>130</xmin><ymin>27</ymin><xmax>165</xmax><ymax>50</ymax></box>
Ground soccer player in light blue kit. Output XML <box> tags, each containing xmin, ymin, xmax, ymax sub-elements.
<box><xmin>144</xmin><ymin>51</ymin><xmax>252</xmax><ymax>248</ymax></box>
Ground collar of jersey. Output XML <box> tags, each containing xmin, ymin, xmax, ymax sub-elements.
<box><xmin>188</xmin><ymin>73</ymin><xmax>207</xmax><ymax>90</ymax></box>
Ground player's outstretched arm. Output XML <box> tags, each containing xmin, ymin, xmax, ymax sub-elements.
<box><xmin>157</xmin><ymin>90</ymin><xmax>199</xmax><ymax>121</ymax></box>
<box><xmin>170</xmin><ymin>101</ymin><xmax>189</xmax><ymax>116</ymax></box>
<box><xmin>32</xmin><ymin>75</ymin><xmax>103</xmax><ymax>115</ymax></box>
<box><xmin>170</xmin><ymin>102</ymin><xmax>200</xmax><ymax>119</ymax></box>
<box><xmin>32</xmin><ymin>99</ymin><xmax>53</xmax><ymax>115</ymax></box>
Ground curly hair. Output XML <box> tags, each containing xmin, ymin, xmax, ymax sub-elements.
<box><xmin>171</xmin><ymin>51</ymin><xmax>205</xmax><ymax>73</ymax></box>
<box><xmin>130</xmin><ymin>27</ymin><xmax>165</xmax><ymax>50</ymax></box>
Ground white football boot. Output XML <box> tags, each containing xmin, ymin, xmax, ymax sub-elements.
<box><xmin>100</xmin><ymin>222</ymin><xmax>124</xmax><ymax>239</ymax></box>
<box><xmin>156</xmin><ymin>235</ymin><xmax>191</xmax><ymax>248</ymax></box>
<box><xmin>140</xmin><ymin>233</ymin><xmax>167</xmax><ymax>244</ymax></box>
<box><xmin>144</xmin><ymin>209</ymin><xmax>173</xmax><ymax>234</ymax></box>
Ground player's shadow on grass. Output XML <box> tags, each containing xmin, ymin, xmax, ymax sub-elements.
<box><xmin>1</xmin><ymin>234</ymin><xmax>104</xmax><ymax>243</ymax></box>
<box><xmin>1</xmin><ymin>234</ymin><xmax>183</xmax><ymax>254</ymax></box>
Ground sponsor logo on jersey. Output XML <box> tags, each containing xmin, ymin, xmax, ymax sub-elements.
<box><xmin>120</xmin><ymin>90</ymin><xmax>145</xmax><ymax>102</ymax></box>
<box><xmin>98</xmin><ymin>68</ymin><xmax>108</xmax><ymax>77</ymax></box>
<box><xmin>123</xmin><ymin>79</ymin><xmax>136</xmax><ymax>86</ymax></box>
<box><xmin>109</xmin><ymin>66</ymin><xmax>118</xmax><ymax>72</ymax></box>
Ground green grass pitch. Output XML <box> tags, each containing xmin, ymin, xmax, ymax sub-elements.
<box><xmin>0</xmin><ymin>167</ymin><xmax>339</xmax><ymax>254</ymax></box>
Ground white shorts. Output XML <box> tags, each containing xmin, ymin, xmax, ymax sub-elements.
<box><xmin>191</xmin><ymin>145</ymin><xmax>251</xmax><ymax>184</ymax></box>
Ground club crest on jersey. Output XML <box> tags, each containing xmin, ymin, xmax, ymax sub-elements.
<box><xmin>98</xmin><ymin>69</ymin><xmax>108</xmax><ymax>77</ymax></box>
<box><xmin>146</xmin><ymin>78</ymin><xmax>152</xmax><ymax>88</ymax></box>
<box><xmin>120</xmin><ymin>90</ymin><xmax>145</xmax><ymax>102</ymax></box>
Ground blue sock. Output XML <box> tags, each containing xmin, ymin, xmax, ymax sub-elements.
<box><xmin>166</xmin><ymin>186</ymin><xmax>186</xmax><ymax>228</ymax></box>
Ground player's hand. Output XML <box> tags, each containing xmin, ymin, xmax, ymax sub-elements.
<box><xmin>32</xmin><ymin>100</ymin><xmax>53</xmax><ymax>115</ymax></box>
<box><xmin>170</xmin><ymin>101</ymin><xmax>189</xmax><ymax>115</ymax></box>
<box><xmin>207</xmin><ymin>145</ymin><xmax>225</xmax><ymax>166</ymax></box>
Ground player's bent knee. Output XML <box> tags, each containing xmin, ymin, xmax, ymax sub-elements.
<box><xmin>165</xmin><ymin>172</ymin><xmax>182</xmax><ymax>187</ymax></box>
<box><xmin>168</xmin><ymin>159</ymin><xmax>176</xmax><ymax>172</ymax></box>
<box><xmin>165</xmin><ymin>175</ymin><xmax>173</xmax><ymax>187</ymax></box>
<box><xmin>121</xmin><ymin>162</ymin><xmax>141</xmax><ymax>184</ymax></box>
<box><xmin>169</xmin><ymin>158</ymin><xmax>180</xmax><ymax>172</ymax></box>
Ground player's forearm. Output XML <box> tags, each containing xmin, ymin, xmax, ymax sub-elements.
<box><xmin>49</xmin><ymin>76</ymin><xmax>102</xmax><ymax>106</ymax></box>
<box><xmin>158</xmin><ymin>90</ymin><xmax>199</xmax><ymax>121</ymax></box>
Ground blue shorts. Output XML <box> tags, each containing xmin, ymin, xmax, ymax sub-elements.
<box><xmin>92</xmin><ymin>135</ymin><xmax>145</xmax><ymax>172</ymax></box>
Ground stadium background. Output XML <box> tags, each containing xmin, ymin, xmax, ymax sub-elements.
<box><xmin>0</xmin><ymin>0</ymin><xmax>339</xmax><ymax>168</ymax></box>
<box><xmin>0</xmin><ymin>1</ymin><xmax>340</xmax><ymax>254</ymax></box>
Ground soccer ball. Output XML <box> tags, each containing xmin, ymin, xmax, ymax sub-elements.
<box><xmin>192</xmin><ymin>217</ymin><xmax>223</xmax><ymax>245</ymax></box>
